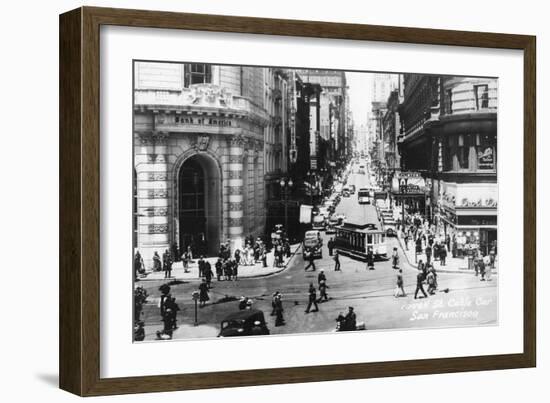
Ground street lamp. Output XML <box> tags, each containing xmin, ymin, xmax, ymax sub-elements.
<box><xmin>280</xmin><ymin>178</ymin><xmax>293</xmax><ymax>236</ymax></box>
<box><xmin>191</xmin><ymin>291</ymin><xmax>200</xmax><ymax>326</ymax></box>
<box><xmin>306</xmin><ymin>170</ymin><xmax>315</xmax><ymax>206</ymax></box>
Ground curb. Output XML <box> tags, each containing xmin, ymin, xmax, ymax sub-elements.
<box><xmin>395</xmin><ymin>235</ymin><xmax>492</xmax><ymax>275</ymax></box>
<box><xmin>137</xmin><ymin>244</ymin><xmax>303</xmax><ymax>283</ymax></box>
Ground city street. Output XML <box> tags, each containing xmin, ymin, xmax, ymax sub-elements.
<box><xmin>137</xmin><ymin>171</ymin><xmax>498</xmax><ymax>340</ymax></box>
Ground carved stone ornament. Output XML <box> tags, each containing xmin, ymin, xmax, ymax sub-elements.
<box><xmin>137</xmin><ymin>133</ymin><xmax>153</xmax><ymax>146</ymax></box>
<box><xmin>229</xmin><ymin>134</ymin><xmax>245</xmax><ymax>147</ymax></box>
<box><xmin>185</xmin><ymin>84</ymin><xmax>233</xmax><ymax>108</ymax></box>
<box><xmin>152</xmin><ymin>131</ymin><xmax>169</xmax><ymax>142</ymax></box>
<box><xmin>148</xmin><ymin>189</ymin><xmax>169</xmax><ymax>199</ymax></box>
<box><xmin>194</xmin><ymin>135</ymin><xmax>210</xmax><ymax>151</ymax></box>
<box><xmin>148</xmin><ymin>224</ymin><xmax>168</xmax><ymax>234</ymax></box>
<box><xmin>147</xmin><ymin>172</ymin><xmax>169</xmax><ymax>181</ymax></box>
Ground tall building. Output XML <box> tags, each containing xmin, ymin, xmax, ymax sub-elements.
<box><xmin>295</xmin><ymin>69</ymin><xmax>348</xmax><ymax>170</ymax></box>
<box><xmin>372</xmin><ymin>73</ymin><xmax>398</xmax><ymax>103</ymax></box>
<box><xmin>133</xmin><ymin>62</ymin><xmax>271</xmax><ymax>263</ymax></box>
<box><xmin>356</xmin><ymin>123</ymin><xmax>369</xmax><ymax>156</ymax></box>
<box><xmin>398</xmin><ymin>74</ymin><xmax>498</xmax><ymax>254</ymax></box>
<box><xmin>382</xmin><ymin>75</ymin><xmax>404</xmax><ymax>173</ymax></box>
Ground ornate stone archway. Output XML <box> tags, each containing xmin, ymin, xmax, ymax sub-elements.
<box><xmin>173</xmin><ymin>150</ymin><xmax>223</xmax><ymax>257</ymax></box>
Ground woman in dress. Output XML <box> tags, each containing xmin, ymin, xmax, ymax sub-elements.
<box><xmin>198</xmin><ymin>279</ymin><xmax>210</xmax><ymax>307</ymax></box>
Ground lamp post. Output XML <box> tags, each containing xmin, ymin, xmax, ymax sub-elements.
<box><xmin>319</xmin><ymin>167</ymin><xmax>327</xmax><ymax>196</ymax></box>
<box><xmin>191</xmin><ymin>291</ymin><xmax>199</xmax><ymax>326</ymax></box>
<box><xmin>280</xmin><ymin>177</ymin><xmax>293</xmax><ymax>236</ymax></box>
<box><xmin>399</xmin><ymin>177</ymin><xmax>408</xmax><ymax>225</ymax></box>
<box><xmin>306</xmin><ymin>170</ymin><xmax>315</xmax><ymax>206</ymax></box>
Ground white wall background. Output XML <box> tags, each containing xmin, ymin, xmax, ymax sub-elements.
<box><xmin>0</xmin><ymin>0</ymin><xmax>546</xmax><ymax>401</ymax></box>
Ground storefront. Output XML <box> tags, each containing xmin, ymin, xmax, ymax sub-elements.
<box><xmin>440</xmin><ymin>207</ymin><xmax>497</xmax><ymax>257</ymax></box>
<box><xmin>390</xmin><ymin>172</ymin><xmax>431</xmax><ymax>221</ymax></box>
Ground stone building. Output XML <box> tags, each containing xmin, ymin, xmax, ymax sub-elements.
<box><xmin>295</xmin><ymin>69</ymin><xmax>348</xmax><ymax>171</ymax></box>
<box><xmin>398</xmin><ymin>74</ymin><xmax>498</xmax><ymax>255</ymax></box>
<box><xmin>382</xmin><ymin>81</ymin><xmax>404</xmax><ymax>173</ymax></box>
<box><xmin>133</xmin><ymin>62</ymin><xmax>270</xmax><ymax>264</ymax></box>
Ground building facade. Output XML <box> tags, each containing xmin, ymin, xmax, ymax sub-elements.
<box><xmin>133</xmin><ymin>62</ymin><xmax>270</xmax><ymax>264</ymax></box>
<box><xmin>295</xmin><ymin>69</ymin><xmax>349</xmax><ymax>172</ymax></box>
<box><xmin>398</xmin><ymin>73</ymin><xmax>498</xmax><ymax>255</ymax></box>
<box><xmin>382</xmin><ymin>83</ymin><xmax>404</xmax><ymax>174</ymax></box>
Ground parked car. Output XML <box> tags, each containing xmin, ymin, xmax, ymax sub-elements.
<box><xmin>219</xmin><ymin>309</ymin><xmax>270</xmax><ymax>337</ymax></box>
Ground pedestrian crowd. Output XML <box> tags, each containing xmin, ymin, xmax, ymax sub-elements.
<box><xmin>399</xmin><ymin>212</ymin><xmax>496</xmax><ymax>277</ymax></box>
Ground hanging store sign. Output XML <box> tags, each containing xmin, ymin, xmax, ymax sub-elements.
<box><xmin>396</xmin><ymin>171</ymin><xmax>421</xmax><ymax>179</ymax></box>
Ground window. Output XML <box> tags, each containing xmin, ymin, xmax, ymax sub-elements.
<box><xmin>184</xmin><ymin>64</ymin><xmax>212</xmax><ymax>86</ymax></box>
<box><xmin>457</xmin><ymin>134</ymin><xmax>470</xmax><ymax>169</ymax></box>
<box><xmin>474</xmin><ymin>84</ymin><xmax>489</xmax><ymax>110</ymax></box>
<box><xmin>444</xmin><ymin>136</ymin><xmax>454</xmax><ymax>171</ymax></box>
<box><xmin>445</xmin><ymin>89</ymin><xmax>453</xmax><ymax>114</ymax></box>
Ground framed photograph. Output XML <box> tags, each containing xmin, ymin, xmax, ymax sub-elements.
<box><xmin>59</xmin><ymin>6</ymin><xmax>536</xmax><ymax>396</ymax></box>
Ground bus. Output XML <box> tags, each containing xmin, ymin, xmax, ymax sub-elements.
<box><xmin>333</xmin><ymin>204</ymin><xmax>388</xmax><ymax>260</ymax></box>
<box><xmin>357</xmin><ymin>188</ymin><xmax>371</xmax><ymax>204</ymax></box>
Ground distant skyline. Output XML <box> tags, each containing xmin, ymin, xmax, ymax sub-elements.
<box><xmin>346</xmin><ymin>71</ymin><xmax>400</xmax><ymax>126</ymax></box>
<box><xmin>346</xmin><ymin>72</ymin><xmax>372</xmax><ymax>126</ymax></box>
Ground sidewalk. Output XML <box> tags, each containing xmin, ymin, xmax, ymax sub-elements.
<box><xmin>396</xmin><ymin>233</ymin><xmax>498</xmax><ymax>275</ymax></box>
<box><xmin>137</xmin><ymin>243</ymin><xmax>302</xmax><ymax>282</ymax></box>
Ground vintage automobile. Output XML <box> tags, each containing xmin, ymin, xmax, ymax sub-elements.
<box><xmin>326</xmin><ymin>216</ymin><xmax>340</xmax><ymax>234</ymax></box>
<box><xmin>312</xmin><ymin>214</ymin><xmax>326</xmax><ymax>231</ymax></box>
<box><xmin>303</xmin><ymin>229</ymin><xmax>323</xmax><ymax>259</ymax></box>
<box><xmin>218</xmin><ymin>309</ymin><xmax>270</xmax><ymax>337</ymax></box>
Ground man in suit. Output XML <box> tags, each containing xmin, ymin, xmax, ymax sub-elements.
<box><xmin>304</xmin><ymin>250</ymin><xmax>317</xmax><ymax>271</ymax></box>
<box><xmin>414</xmin><ymin>270</ymin><xmax>428</xmax><ymax>299</ymax></box>
<box><xmin>333</xmin><ymin>251</ymin><xmax>341</xmax><ymax>271</ymax></box>
<box><xmin>305</xmin><ymin>283</ymin><xmax>319</xmax><ymax>313</ymax></box>
<box><xmin>366</xmin><ymin>248</ymin><xmax>375</xmax><ymax>270</ymax></box>
<box><xmin>344</xmin><ymin>306</ymin><xmax>357</xmax><ymax>331</ymax></box>
<box><xmin>327</xmin><ymin>237</ymin><xmax>335</xmax><ymax>256</ymax></box>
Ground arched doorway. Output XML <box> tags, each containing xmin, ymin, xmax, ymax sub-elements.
<box><xmin>177</xmin><ymin>154</ymin><xmax>221</xmax><ymax>257</ymax></box>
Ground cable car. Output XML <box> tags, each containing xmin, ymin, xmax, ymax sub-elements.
<box><xmin>334</xmin><ymin>205</ymin><xmax>387</xmax><ymax>260</ymax></box>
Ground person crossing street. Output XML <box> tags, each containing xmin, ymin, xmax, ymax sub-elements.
<box><xmin>394</xmin><ymin>268</ymin><xmax>406</xmax><ymax>297</ymax></box>
<box><xmin>333</xmin><ymin>250</ymin><xmax>341</xmax><ymax>271</ymax></box>
<box><xmin>318</xmin><ymin>279</ymin><xmax>329</xmax><ymax>302</ymax></box>
<box><xmin>391</xmin><ymin>247</ymin><xmax>399</xmax><ymax>269</ymax></box>
<box><xmin>304</xmin><ymin>250</ymin><xmax>317</xmax><ymax>271</ymax></box>
<box><xmin>272</xmin><ymin>292</ymin><xmax>285</xmax><ymax>326</ymax></box>
<box><xmin>327</xmin><ymin>237</ymin><xmax>335</xmax><ymax>256</ymax></box>
<box><xmin>366</xmin><ymin>248</ymin><xmax>375</xmax><ymax>270</ymax></box>
<box><xmin>414</xmin><ymin>270</ymin><xmax>428</xmax><ymax>299</ymax></box>
<box><xmin>318</xmin><ymin>269</ymin><xmax>327</xmax><ymax>284</ymax></box>
<box><xmin>305</xmin><ymin>283</ymin><xmax>319</xmax><ymax>313</ymax></box>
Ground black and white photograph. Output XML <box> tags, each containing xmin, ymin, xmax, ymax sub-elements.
<box><xmin>132</xmin><ymin>61</ymin><xmax>498</xmax><ymax>342</ymax></box>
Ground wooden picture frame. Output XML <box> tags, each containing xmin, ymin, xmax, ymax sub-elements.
<box><xmin>59</xmin><ymin>6</ymin><xmax>536</xmax><ymax>396</ymax></box>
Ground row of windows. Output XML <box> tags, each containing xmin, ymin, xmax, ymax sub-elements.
<box><xmin>444</xmin><ymin>84</ymin><xmax>490</xmax><ymax>114</ymax></box>
<box><xmin>442</xmin><ymin>134</ymin><xmax>496</xmax><ymax>171</ymax></box>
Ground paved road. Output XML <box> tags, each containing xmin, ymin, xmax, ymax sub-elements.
<box><xmin>137</xmin><ymin>171</ymin><xmax>498</xmax><ymax>340</ymax></box>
